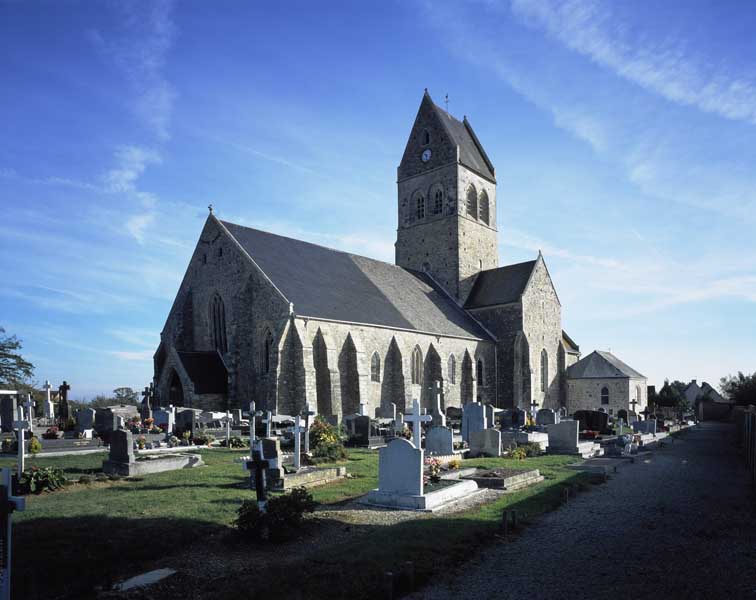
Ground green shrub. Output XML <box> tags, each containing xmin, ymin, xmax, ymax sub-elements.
<box><xmin>235</xmin><ymin>486</ymin><xmax>316</xmax><ymax>542</ymax></box>
<box><xmin>225</xmin><ymin>436</ymin><xmax>247</xmax><ymax>449</ymax></box>
<box><xmin>309</xmin><ymin>416</ymin><xmax>342</xmax><ymax>449</ymax></box>
<box><xmin>17</xmin><ymin>466</ymin><xmax>67</xmax><ymax>495</ymax></box>
<box><xmin>519</xmin><ymin>442</ymin><xmax>543</xmax><ymax>457</ymax></box>
<box><xmin>28</xmin><ymin>436</ymin><xmax>42</xmax><ymax>455</ymax></box>
<box><xmin>509</xmin><ymin>447</ymin><xmax>527</xmax><ymax>460</ymax></box>
<box><xmin>311</xmin><ymin>440</ymin><xmax>347</xmax><ymax>463</ymax></box>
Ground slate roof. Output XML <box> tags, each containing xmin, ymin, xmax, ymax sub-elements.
<box><xmin>177</xmin><ymin>351</ymin><xmax>228</xmax><ymax>394</ymax></box>
<box><xmin>429</xmin><ymin>95</ymin><xmax>496</xmax><ymax>182</ymax></box>
<box><xmin>220</xmin><ymin>221</ymin><xmax>490</xmax><ymax>340</ymax></box>
<box><xmin>567</xmin><ymin>350</ymin><xmax>645</xmax><ymax>380</ymax></box>
<box><xmin>464</xmin><ymin>260</ymin><xmax>537</xmax><ymax>309</ymax></box>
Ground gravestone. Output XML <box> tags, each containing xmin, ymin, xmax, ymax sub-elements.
<box><xmin>404</xmin><ymin>399</ymin><xmax>432</xmax><ymax>449</ymax></box>
<box><xmin>484</xmin><ymin>404</ymin><xmax>495</xmax><ymax>428</ymax></box>
<box><xmin>513</xmin><ymin>407</ymin><xmax>527</xmax><ymax>428</ymax></box>
<box><xmin>559</xmin><ymin>406</ymin><xmax>568</xmax><ymax>419</ymax></box>
<box><xmin>445</xmin><ymin>406</ymin><xmax>462</xmax><ymax>426</ymax></box>
<box><xmin>376</xmin><ymin>438</ymin><xmax>423</xmax><ymax>496</ymax></box>
<box><xmin>232</xmin><ymin>409</ymin><xmax>243</xmax><ymax>424</ymax></box>
<box><xmin>393</xmin><ymin>412</ymin><xmax>404</xmax><ymax>436</ymax></box>
<box><xmin>109</xmin><ymin>430</ymin><xmax>135</xmax><ymax>464</ymax></box>
<box><xmin>58</xmin><ymin>381</ymin><xmax>71</xmax><ymax>424</ymax></box>
<box><xmin>348</xmin><ymin>415</ymin><xmax>371</xmax><ymax>445</ymax></box>
<box><xmin>633</xmin><ymin>420</ymin><xmax>657</xmax><ymax>434</ymax></box>
<box><xmin>43</xmin><ymin>380</ymin><xmax>55</xmax><ymax>420</ymax></box>
<box><xmin>498</xmin><ymin>409</ymin><xmax>513</xmax><ymax>429</ymax></box>
<box><xmin>425</xmin><ymin>425</ymin><xmax>454</xmax><ymax>456</ymax></box>
<box><xmin>76</xmin><ymin>408</ymin><xmax>96</xmax><ymax>432</ymax></box>
<box><xmin>469</xmin><ymin>428</ymin><xmax>502</xmax><ymax>457</ymax></box>
<box><xmin>140</xmin><ymin>387</ymin><xmax>152</xmax><ymax>421</ymax></box>
<box><xmin>95</xmin><ymin>408</ymin><xmax>118</xmax><ymax>432</ymax></box>
<box><xmin>536</xmin><ymin>408</ymin><xmax>558</xmax><ymax>426</ymax></box>
<box><xmin>1</xmin><ymin>395</ymin><xmax>17</xmax><ymax>433</ymax></box>
<box><xmin>431</xmin><ymin>382</ymin><xmax>446</xmax><ymax>427</ymax></box>
<box><xmin>461</xmin><ymin>402</ymin><xmax>487</xmax><ymax>443</ymax></box>
<box><xmin>260</xmin><ymin>437</ymin><xmax>285</xmax><ymax>487</ymax></box>
<box><xmin>547</xmin><ymin>420</ymin><xmax>580</xmax><ymax>453</ymax></box>
<box><xmin>153</xmin><ymin>408</ymin><xmax>175</xmax><ymax>434</ymax></box>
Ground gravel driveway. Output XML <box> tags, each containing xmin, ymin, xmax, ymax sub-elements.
<box><xmin>412</xmin><ymin>422</ymin><xmax>756</xmax><ymax>600</ymax></box>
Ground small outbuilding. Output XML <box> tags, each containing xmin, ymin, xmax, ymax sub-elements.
<box><xmin>566</xmin><ymin>350</ymin><xmax>647</xmax><ymax>420</ymax></box>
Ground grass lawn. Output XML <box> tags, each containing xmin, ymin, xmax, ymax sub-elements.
<box><xmin>5</xmin><ymin>449</ymin><xmax>599</xmax><ymax>599</ymax></box>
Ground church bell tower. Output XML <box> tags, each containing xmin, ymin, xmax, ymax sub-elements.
<box><xmin>395</xmin><ymin>91</ymin><xmax>499</xmax><ymax>302</ymax></box>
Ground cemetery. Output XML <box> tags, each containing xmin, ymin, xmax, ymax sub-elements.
<box><xmin>0</xmin><ymin>378</ymin><xmax>706</xmax><ymax>599</ymax></box>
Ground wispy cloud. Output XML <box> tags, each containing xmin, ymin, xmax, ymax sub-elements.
<box><xmin>511</xmin><ymin>0</ymin><xmax>756</xmax><ymax>125</ymax></box>
<box><xmin>103</xmin><ymin>145</ymin><xmax>161</xmax><ymax>192</ymax></box>
<box><xmin>89</xmin><ymin>0</ymin><xmax>176</xmax><ymax>140</ymax></box>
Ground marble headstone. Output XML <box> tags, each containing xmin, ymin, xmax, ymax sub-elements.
<box><xmin>377</xmin><ymin>438</ymin><xmax>423</xmax><ymax>496</ymax></box>
<box><xmin>461</xmin><ymin>402</ymin><xmax>487</xmax><ymax>443</ymax></box>
<box><xmin>536</xmin><ymin>408</ymin><xmax>558</xmax><ymax>426</ymax></box>
<box><xmin>469</xmin><ymin>428</ymin><xmax>502</xmax><ymax>457</ymax></box>
<box><xmin>425</xmin><ymin>425</ymin><xmax>454</xmax><ymax>456</ymax></box>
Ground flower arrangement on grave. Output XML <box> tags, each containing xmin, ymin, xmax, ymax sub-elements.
<box><xmin>28</xmin><ymin>436</ymin><xmax>42</xmax><ymax>455</ymax></box>
<box><xmin>310</xmin><ymin>416</ymin><xmax>347</xmax><ymax>463</ymax></box>
<box><xmin>447</xmin><ymin>458</ymin><xmax>462</xmax><ymax>470</ymax></box>
<box><xmin>135</xmin><ymin>435</ymin><xmax>147</xmax><ymax>450</ymax></box>
<box><xmin>508</xmin><ymin>446</ymin><xmax>527</xmax><ymax>460</ymax></box>
<box><xmin>150</xmin><ymin>426</ymin><xmax>163</xmax><ymax>434</ymax></box>
<box><xmin>453</xmin><ymin>440</ymin><xmax>467</xmax><ymax>451</ymax></box>
<box><xmin>399</xmin><ymin>425</ymin><xmax>412</xmax><ymax>440</ymax></box>
<box><xmin>168</xmin><ymin>435</ymin><xmax>180</xmax><ymax>447</ymax></box>
<box><xmin>42</xmin><ymin>426</ymin><xmax>60</xmax><ymax>440</ymax></box>
<box><xmin>425</xmin><ymin>457</ymin><xmax>442</xmax><ymax>483</ymax></box>
<box><xmin>181</xmin><ymin>430</ymin><xmax>192</xmax><ymax>445</ymax></box>
<box><xmin>127</xmin><ymin>416</ymin><xmax>142</xmax><ymax>433</ymax></box>
<box><xmin>143</xmin><ymin>417</ymin><xmax>155</xmax><ymax>431</ymax></box>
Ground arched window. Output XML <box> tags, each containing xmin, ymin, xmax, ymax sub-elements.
<box><xmin>370</xmin><ymin>352</ymin><xmax>381</xmax><ymax>382</ymax></box>
<box><xmin>448</xmin><ymin>354</ymin><xmax>456</xmax><ymax>385</ymax></box>
<box><xmin>466</xmin><ymin>185</ymin><xmax>477</xmax><ymax>218</ymax></box>
<box><xmin>433</xmin><ymin>187</ymin><xmax>443</xmax><ymax>215</ymax></box>
<box><xmin>210</xmin><ymin>294</ymin><xmax>228</xmax><ymax>353</ymax></box>
<box><xmin>422</xmin><ymin>129</ymin><xmax>431</xmax><ymax>145</ymax></box>
<box><xmin>601</xmin><ymin>386</ymin><xmax>610</xmax><ymax>405</ymax></box>
<box><xmin>479</xmin><ymin>191</ymin><xmax>490</xmax><ymax>225</ymax></box>
<box><xmin>411</xmin><ymin>346</ymin><xmax>423</xmax><ymax>385</ymax></box>
<box><xmin>415</xmin><ymin>194</ymin><xmax>425</xmax><ymax>220</ymax></box>
<box><xmin>263</xmin><ymin>330</ymin><xmax>273</xmax><ymax>374</ymax></box>
<box><xmin>476</xmin><ymin>358</ymin><xmax>484</xmax><ymax>386</ymax></box>
<box><xmin>540</xmin><ymin>349</ymin><xmax>548</xmax><ymax>392</ymax></box>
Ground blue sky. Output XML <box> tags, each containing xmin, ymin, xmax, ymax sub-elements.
<box><xmin>2</xmin><ymin>0</ymin><xmax>755</xmax><ymax>400</ymax></box>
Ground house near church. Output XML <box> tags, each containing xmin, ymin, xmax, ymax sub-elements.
<box><xmin>566</xmin><ymin>350</ymin><xmax>647</xmax><ymax>420</ymax></box>
<box><xmin>152</xmin><ymin>91</ymin><xmax>583</xmax><ymax>418</ymax></box>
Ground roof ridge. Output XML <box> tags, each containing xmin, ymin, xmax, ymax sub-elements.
<box><xmin>463</xmin><ymin>116</ymin><xmax>495</xmax><ymax>177</ymax></box>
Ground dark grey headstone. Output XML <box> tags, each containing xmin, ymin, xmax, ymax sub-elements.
<box><xmin>1</xmin><ymin>396</ymin><xmax>17</xmax><ymax>433</ymax></box>
<box><xmin>109</xmin><ymin>429</ymin><xmax>135</xmax><ymax>464</ymax></box>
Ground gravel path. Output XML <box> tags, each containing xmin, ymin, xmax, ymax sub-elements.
<box><xmin>412</xmin><ymin>422</ymin><xmax>756</xmax><ymax>600</ymax></box>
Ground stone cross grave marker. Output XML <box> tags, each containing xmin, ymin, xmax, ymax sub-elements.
<box><xmin>141</xmin><ymin>386</ymin><xmax>152</xmax><ymax>420</ymax></box>
<box><xmin>58</xmin><ymin>381</ymin><xmax>71</xmax><ymax>424</ymax></box>
<box><xmin>394</xmin><ymin>411</ymin><xmax>404</xmax><ymax>436</ymax></box>
<box><xmin>13</xmin><ymin>406</ymin><xmax>30</xmax><ymax>476</ymax></box>
<box><xmin>0</xmin><ymin>467</ymin><xmax>26</xmax><ymax>600</ymax></box>
<box><xmin>290</xmin><ymin>415</ymin><xmax>304</xmax><ymax>470</ymax></box>
<box><xmin>529</xmin><ymin>399</ymin><xmax>539</xmax><ymax>420</ymax></box>
<box><xmin>461</xmin><ymin>402</ymin><xmax>487</xmax><ymax>443</ymax></box>
<box><xmin>225</xmin><ymin>410</ymin><xmax>231</xmax><ymax>446</ymax></box>
<box><xmin>431</xmin><ymin>381</ymin><xmax>446</xmax><ymax>427</ymax></box>
<box><xmin>249</xmin><ymin>401</ymin><xmax>262</xmax><ymax>447</ymax></box>
<box><xmin>43</xmin><ymin>380</ymin><xmax>54</xmax><ymax>420</ymax></box>
<box><xmin>23</xmin><ymin>395</ymin><xmax>35</xmax><ymax>422</ymax></box>
<box><xmin>389</xmin><ymin>402</ymin><xmax>397</xmax><ymax>422</ymax></box>
<box><xmin>262</xmin><ymin>411</ymin><xmax>273</xmax><ymax>438</ymax></box>
<box><xmin>300</xmin><ymin>403</ymin><xmax>315</xmax><ymax>454</ymax></box>
<box><xmin>630</xmin><ymin>397</ymin><xmax>638</xmax><ymax>415</ymax></box>
<box><xmin>247</xmin><ymin>449</ymin><xmax>270</xmax><ymax>512</ymax></box>
<box><xmin>403</xmin><ymin>399</ymin><xmax>432</xmax><ymax>449</ymax></box>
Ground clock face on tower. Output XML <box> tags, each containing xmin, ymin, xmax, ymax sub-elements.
<box><xmin>421</xmin><ymin>148</ymin><xmax>432</xmax><ymax>162</ymax></box>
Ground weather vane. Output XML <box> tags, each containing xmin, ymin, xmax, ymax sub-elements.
<box><xmin>208</xmin><ymin>203</ymin><xmax>214</xmax><ymax>214</ymax></box>
<box><xmin>445</xmin><ymin>93</ymin><xmax>449</xmax><ymax>112</ymax></box>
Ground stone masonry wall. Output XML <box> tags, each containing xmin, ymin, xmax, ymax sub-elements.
<box><xmin>521</xmin><ymin>258</ymin><xmax>563</xmax><ymax>411</ymax></box>
<box><xmin>567</xmin><ymin>376</ymin><xmax>648</xmax><ymax>416</ymax></box>
<box><xmin>155</xmin><ymin>216</ymin><xmax>291</xmax><ymax>410</ymax></box>
<box><xmin>278</xmin><ymin>317</ymin><xmax>496</xmax><ymax>419</ymax></box>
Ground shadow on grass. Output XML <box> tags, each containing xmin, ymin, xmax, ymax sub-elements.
<box><xmin>125</xmin><ymin>470</ymin><xmax>602</xmax><ymax>600</ymax></box>
<box><xmin>13</xmin><ymin>515</ymin><xmax>223</xmax><ymax>599</ymax></box>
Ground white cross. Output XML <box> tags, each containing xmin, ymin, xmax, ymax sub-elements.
<box><xmin>432</xmin><ymin>381</ymin><xmax>446</xmax><ymax>427</ymax></box>
<box><xmin>530</xmin><ymin>399</ymin><xmax>539</xmax><ymax>420</ymax></box>
<box><xmin>225</xmin><ymin>410</ymin><xmax>231</xmax><ymax>446</ymax></box>
<box><xmin>263</xmin><ymin>410</ymin><xmax>273</xmax><ymax>438</ymax></box>
<box><xmin>403</xmin><ymin>399</ymin><xmax>432</xmax><ymax>449</ymax></box>
<box><xmin>13</xmin><ymin>406</ymin><xmax>30</xmax><ymax>475</ymax></box>
<box><xmin>249</xmin><ymin>401</ymin><xmax>263</xmax><ymax>447</ymax></box>
<box><xmin>24</xmin><ymin>395</ymin><xmax>35</xmax><ymax>421</ymax></box>
<box><xmin>290</xmin><ymin>415</ymin><xmax>304</xmax><ymax>470</ymax></box>
<box><xmin>0</xmin><ymin>467</ymin><xmax>25</xmax><ymax>600</ymax></box>
<box><xmin>300</xmin><ymin>403</ymin><xmax>315</xmax><ymax>454</ymax></box>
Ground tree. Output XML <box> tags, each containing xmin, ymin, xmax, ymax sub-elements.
<box><xmin>0</xmin><ymin>326</ymin><xmax>34</xmax><ymax>386</ymax></box>
<box><xmin>112</xmin><ymin>387</ymin><xmax>138</xmax><ymax>405</ymax></box>
<box><xmin>656</xmin><ymin>379</ymin><xmax>683</xmax><ymax>407</ymax></box>
<box><xmin>720</xmin><ymin>372</ymin><xmax>756</xmax><ymax>406</ymax></box>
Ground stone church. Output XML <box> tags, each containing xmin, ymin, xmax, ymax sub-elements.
<box><xmin>152</xmin><ymin>91</ymin><xmax>582</xmax><ymax>418</ymax></box>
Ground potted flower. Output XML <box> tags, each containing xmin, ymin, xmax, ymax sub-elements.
<box><xmin>135</xmin><ymin>435</ymin><xmax>147</xmax><ymax>450</ymax></box>
<box><xmin>425</xmin><ymin>457</ymin><xmax>441</xmax><ymax>483</ymax></box>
